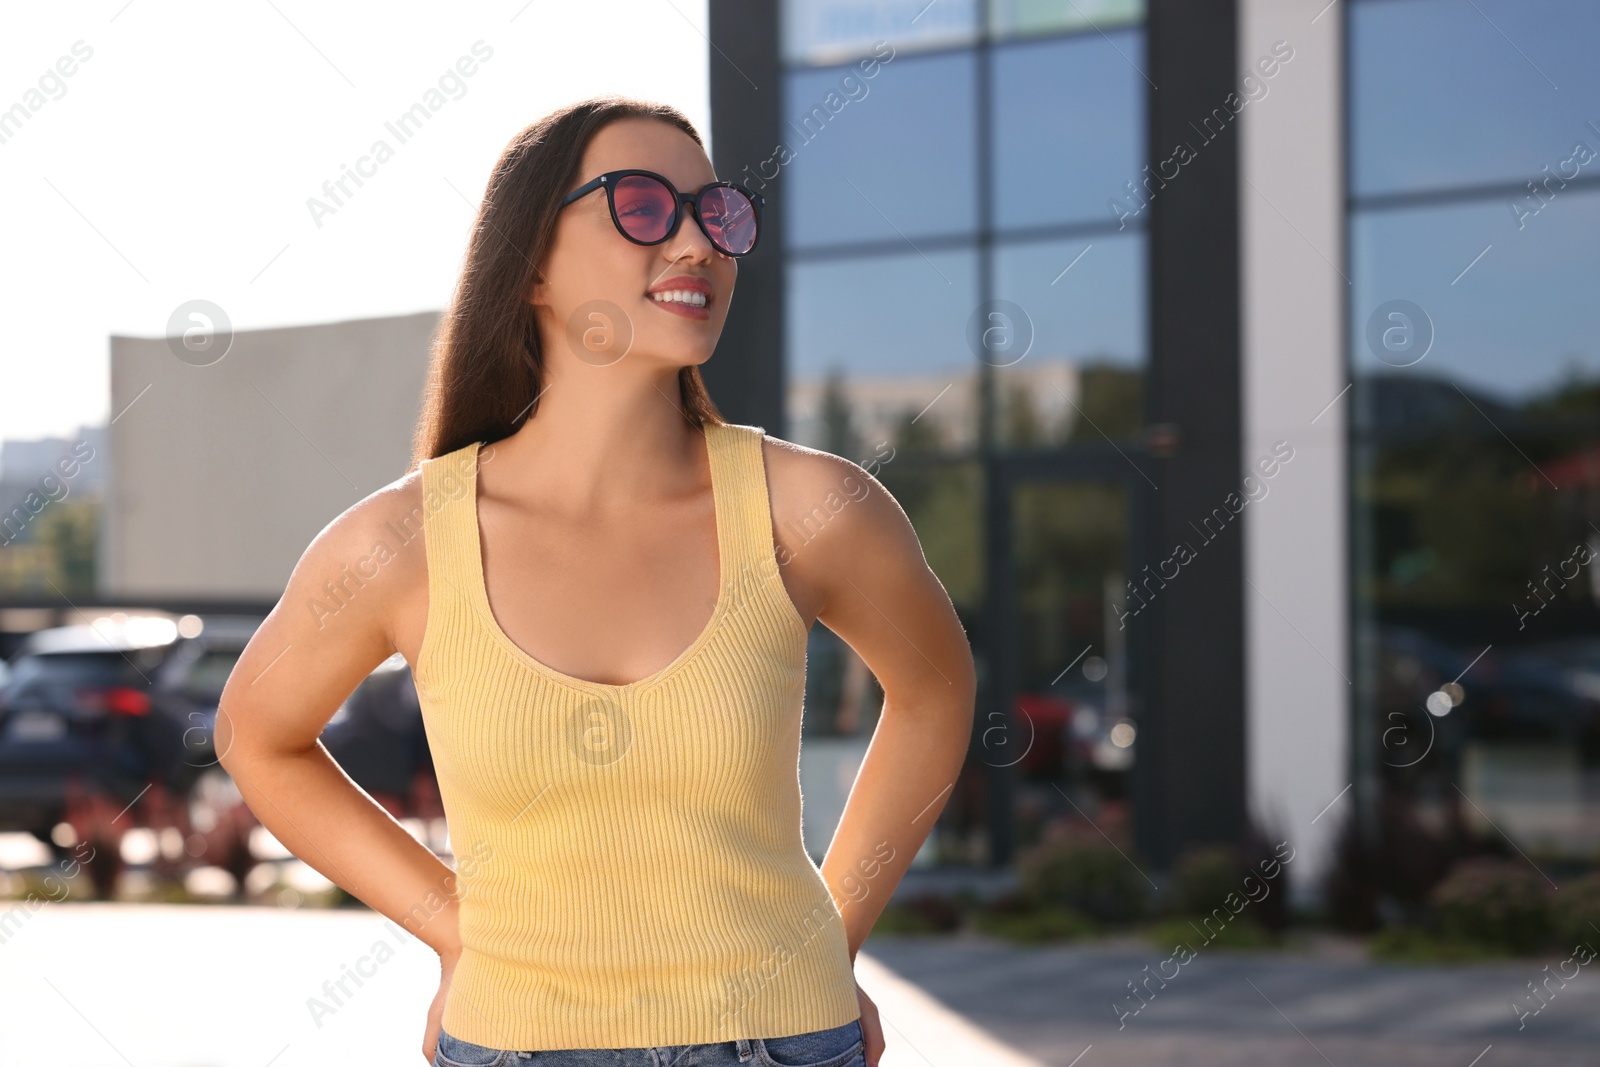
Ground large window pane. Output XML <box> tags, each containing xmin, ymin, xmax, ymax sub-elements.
<box><xmin>992</xmin><ymin>30</ymin><xmax>1146</xmax><ymax>231</ymax></box>
<box><xmin>990</xmin><ymin>235</ymin><xmax>1146</xmax><ymax>447</ymax></box>
<box><xmin>786</xmin><ymin>249</ymin><xmax>979</xmax><ymax>454</ymax></box>
<box><xmin>1351</xmin><ymin>193</ymin><xmax>1600</xmax><ymax>622</ymax></box>
<box><xmin>784</xmin><ymin>52</ymin><xmax>977</xmax><ymax>249</ymax></box>
<box><xmin>1350</xmin><ymin>0</ymin><xmax>1600</xmax><ymax>198</ymax></box>
<box><xmin>1351</xmin><ymin>190</ymin><xmax>1600</xmax><ymax>418</ymax></box>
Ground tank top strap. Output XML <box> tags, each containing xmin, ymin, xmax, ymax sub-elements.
<box><xmin>706</xmin><ymin>422</ymin><xmax>782</xmax><ymax>580</ymax></box>
<box><xmin>418</xmin><ymin>439</ymin><xmax>487</xmax><ymax>612</ymax></box>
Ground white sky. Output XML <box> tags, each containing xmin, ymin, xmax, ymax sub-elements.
<box><xmin>0</xmin><ymin>0</ymin><xmax>710</xmax><ymax>441</ymax></box>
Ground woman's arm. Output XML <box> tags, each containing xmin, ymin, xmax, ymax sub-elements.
<box><xmin>767</xmin><ymin>441</ymin><xmax>978</xmax><ymax>962</ymax></box>
<box><xmin>215</xmin><ymin>473</ymin><xmax>463</xmax><ymax>958</ymax></box>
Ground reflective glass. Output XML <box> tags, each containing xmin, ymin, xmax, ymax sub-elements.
<box><xmin>1009</xmin><ymin>481</ymin><xmax>1135</xmax><ymax>795</ymax></box>
<box><xmin>1350</xmin><ymin>0</ymin><xmax>1600</xmax><ymax>197</ymax></box>
<box><xmin>989</xmin><ymin>235</ymin><xmax>1147</xmax><ymax>447</ymax></box>
<box><xmin>1350</xmin><ymin>1</ymin><xmax>1600</xmax><ymax>864</ymax></box>
<box><xmin>783</xmin><ymin>52</ymin><xmax>978</xmax><ymax>249</ymax></box>
<box><xmin>992</xmin><ymin>30</ymin><xmax>1146</xmax><ymax>231</ymax></box>
<box><xmin>1351</xmin><ymin>190</ymin><xmax>1600</xmax><ymax>426</ymax></box>
<box><xmin>989</xmin><ymin>0</ymin><xmax>1143</xmax><ymax>38</ymax></box>
<box><xmin>782</xmin><ymin>0</ymin><xmax>978</xmax><ymax>66</ymax></box>
<box><xmin>786</xmin><ymin>249</ymin><xmax>979</xmax><ymax>454</ymax></box>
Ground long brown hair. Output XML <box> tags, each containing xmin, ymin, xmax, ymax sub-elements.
<box><xmin>411</xmin><ymin>96</ymin><xmax>725</xmax><ymax>466</ymax></box>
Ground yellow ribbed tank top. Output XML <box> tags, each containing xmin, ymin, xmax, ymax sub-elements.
<box><xmin>414</xmin><ymin>421</ymin><xmax>861</xmax><ymax>1050</ymax></box>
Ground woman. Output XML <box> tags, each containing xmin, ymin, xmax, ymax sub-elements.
<box><xmin>217</xmin><ymin>96</ymin><xmax>975</xmax><ymax>1067</ymax></box>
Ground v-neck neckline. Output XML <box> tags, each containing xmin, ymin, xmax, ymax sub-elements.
<box><xmin>461</xmin><ymin>422</ymin><xmax>732</xmax><ymax>695</ymax></box>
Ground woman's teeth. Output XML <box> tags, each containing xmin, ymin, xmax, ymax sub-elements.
<box><xmin>650</xmin><ymin>290</ymin><xmax>708</xmax><ymax>307</ymax></box>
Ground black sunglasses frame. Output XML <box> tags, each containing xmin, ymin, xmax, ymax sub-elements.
<box><xmin>558</xmin><ymin>169</ymin><xmax>765</xmax><ymax>258</ymax></box>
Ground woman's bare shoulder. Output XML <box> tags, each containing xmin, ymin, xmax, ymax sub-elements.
<box><xmin>758</xmin><ymin>432</ymin><xmax>911</xmax><ymax>561</ymax></box>
<box><xmin>756</xmin><ymin>432</ymin><xmax>944</xmax><ymax>662</ymax></box>
<box><xmin>332</xmin><ymin>465</ymin><xmax>434</xmax><ymax>589</ymax></box>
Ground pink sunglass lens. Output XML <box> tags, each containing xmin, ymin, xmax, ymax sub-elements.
<box><xmin>700</xmin><ymin>187</ymin><xmax>758</xmax><ymax>254</ymax></box>
<box><xmin>612</xmin><ymin>175</ymin><xmax>677</xmax><ymax>243</ymax></box>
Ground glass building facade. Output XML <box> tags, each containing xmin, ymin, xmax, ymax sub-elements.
<box><xmin>710</xmin><ymin>0</ymin><xmax>1599</xmax><ymax>887</ymax></box>
<box><xmin>778</xmin><ymin>0</ymin><xmax>1152</xmax><ymax>866</ymax></box>
<box><xmin>1348</xmin><ymin>0</ymin><xmax>1600</xmax><ymax>861</ymax></box>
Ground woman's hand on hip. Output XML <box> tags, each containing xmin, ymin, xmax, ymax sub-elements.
<box><xmin>855</xmin><ymin>977</ymin><xmax>885</xmax><ymax>1067</ymax></box>
<box><xmin>422</xmin><ymin>944</ymin><xmax>461</xmax><ymax>1063</ymax></box>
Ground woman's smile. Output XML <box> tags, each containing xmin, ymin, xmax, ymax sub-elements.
<box><xmin>646</xmin><ymin>273</ymin><xmax>713</xmax><ymax>320</ymax></box>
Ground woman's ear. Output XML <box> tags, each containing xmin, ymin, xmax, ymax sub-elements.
<box><xmin>527</xmin><ymin>269</ymin><xmax>547</xmax><ymax>307</ymax></box>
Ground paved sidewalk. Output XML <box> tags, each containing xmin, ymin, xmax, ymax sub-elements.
<box><xmin>860</xmin><ymin>931</ymin><xmax>1600</xmax><ymax>1067</ymax></box>
<box><xmin>5</xmin><ymin>900</ymin><xmax>1595</xmax><ymax>1067</ymax></box>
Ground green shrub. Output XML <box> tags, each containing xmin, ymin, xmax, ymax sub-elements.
<box><xmin>1549</xmin><ymin>870</ymin><xmax>1600</xmax><ymax>950</ymax></box>
<box><xmin>871</xmin><ymin>895</ymin><xmax>962</xmax><ymax>935</ymax></box>
<box><xmin>975</xmin><ymin>890</ymin><xmax>1097</xmax><ymax>942</ymax></box>
<box><xmin>1019</xmin><ymin>837</ymin><xmax>1151</xmax><ymax>923</ymax></box>
<box><xmin>974</xmin><ymin>902</ymin><xmax>1097</xmax><ymax>944</ymax></box>
<box><xmin>1430</xmin><ymin>857</ymin><xmax>1551</xmax><ymax>954</ymax></box>
<box><xmin>1170</xmin><ymin>844</ymin><xmax>1245</xmax><ymax>917</ymax></box>
<box><xmin>1367</xmin><ymin>926</ymin><xmax>1506</xmax><ymax>963</ymax></box>
<box><xmin>1147</xmin><ymin>914</ymin><xmax>1277</xmax><ymax>951</ymax></box>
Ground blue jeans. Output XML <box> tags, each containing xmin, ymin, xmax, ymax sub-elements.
<box><xmin>432</xmin><ymin>1018</ymin><xmax>866</xmax><ymax>1067</ymax></box>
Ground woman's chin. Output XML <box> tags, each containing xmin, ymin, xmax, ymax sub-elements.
<box><xmin>635</xmin><ymin>340</ymin><xmax>717</xmax><ymax>369</ymax></box>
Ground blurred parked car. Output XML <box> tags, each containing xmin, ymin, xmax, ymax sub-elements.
<box><xmin>1376</xmin><ymin>624</ymin><xmax>1600</xmax><ymax>767</ymax></box>
<box><xmin>1012</xmin><ymin>692</ymin><xmax>1072</xmax><ymax>776</ymax></box>
<box><xmin>1011</xmin><ymin>658</ymin><xmax>1137</xmax><ymax>783</ymax></box>
<box><xmin>0</xmin><ymin>613</ymin><xmax>259</xmax><ymax>848</ymax></box>
<box><xmin>1</xmin><ymin>611</ymin><xmax>450</xmax><ymax>898</ymax></box>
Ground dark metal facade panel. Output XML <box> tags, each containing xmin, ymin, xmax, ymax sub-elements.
<box><xmin>1137</xmin><ymin>0</ymin><xmax>1248</xmax><ymax>867</ymax></box>
<box><xmin>707</xmin><ymin>1</ymin><xmax>788</xmax><ymax>436</ymax></box>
